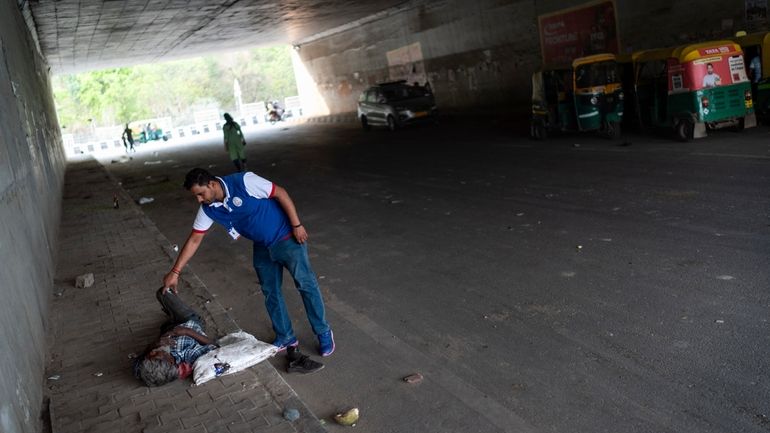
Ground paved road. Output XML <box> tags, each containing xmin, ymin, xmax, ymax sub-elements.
<box><xmin>103</xmin><ymin>120</ymin><xmax>770</xmax><ymax>433</ymax></box>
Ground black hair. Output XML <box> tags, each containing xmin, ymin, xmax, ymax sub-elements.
<box><xmin>183</xmin><ymin>168</ymin><xmax>215</xmax><ymax>190</ymax></box>
<box><xmin>223</xmin><ymin>112</ymin><xmax>236</xmax><ymax>127</ymax></box>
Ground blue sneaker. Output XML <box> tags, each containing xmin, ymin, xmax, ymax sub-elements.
<box><xmin>318</xmin><ymin>330</ymin><xmax>335</xmax><ymax>357</ymax></box>
<box><xmin>272</xmin><ymin>336</ymin><xmax>299</xmax><ymax>351</ymax></box>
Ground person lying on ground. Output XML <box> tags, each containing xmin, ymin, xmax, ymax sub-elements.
<box><xmin>134</xmin><ymin>288</ymin><xmax>218</xmax><ymax>387</ymax></box>
<box><xmin>134</xmin><ymin>288</ymin><xmax>324</xmax><ymax>385</ymax></box>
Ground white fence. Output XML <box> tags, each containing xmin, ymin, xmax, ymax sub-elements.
<box><xmin>62</xmin><ymin>98</ymin><xmax>303</xmax><ymax>159</ymax></box>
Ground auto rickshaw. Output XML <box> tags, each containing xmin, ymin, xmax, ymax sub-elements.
<box><xmin>531</xmin><ymin>53</ymin><xmax>624</xmax><ymax>140</ymax></box>
<box><xmin>732</xmin><ymin>31</ymin><xmax>770</xmax><ymax>117</ymax></box>
<box><xmin>136</xmin><ymin>124</ymin><xmax>168</xmax><ymax>143</ymax></box>
<box><xmin>625</xmin><ymin>41</ymin><xmax>755</xmax><ymax>141</ymax></box>
<box><xmin>619</xmin><ymin>47</ymin><xmax>677</xmax><ymax>132</ymax></box>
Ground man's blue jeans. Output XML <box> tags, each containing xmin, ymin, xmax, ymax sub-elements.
<box><xmin>252</xmin><ymin>237</ymin><xmax>329</xmax><ymax>342</ymax></box>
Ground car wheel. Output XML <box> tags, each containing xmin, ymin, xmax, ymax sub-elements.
<box><xmin>361</xmin><ymin>116</ymin><xmax>371</xmax><ymax>131</ymax></box>
<box><xmin>387</xmin><ymin>115</ymin><xmax>397</xmax><ymax>131</ymax></box>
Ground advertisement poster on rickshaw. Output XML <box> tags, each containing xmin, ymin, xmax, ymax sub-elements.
<box><xmin>668</xmin><ymin>50</ymin><xmax>748</xmax><ymax>93</ymax></box>
<box><xmin>538</xmin><ymin>0</ymin><xmax>620</xmax><ymax>65</ymax></box>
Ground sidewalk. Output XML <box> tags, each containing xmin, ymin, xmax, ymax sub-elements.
<box><xmin>46</xmin><ymin>159</ymin><xmax>326</xmax><ymax>433</ymax></box>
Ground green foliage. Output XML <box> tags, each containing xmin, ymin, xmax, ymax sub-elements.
<box><xmin>52</xmin><ymin>46</ymin><xmax>298</xmax><ymax>131</ymax></box>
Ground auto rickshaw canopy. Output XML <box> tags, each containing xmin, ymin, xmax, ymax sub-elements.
<box><xmin>572</xmin><ymin>53</ymin><xmax>617</xmax><ymax>68</ymax></box>
<box><xmin>631</xmin><ymin>47</ymin><xmax>676</xmax><ymax>64</ymax></box>
<box><xmin>672</xmin><ymin>40</ymin><xmax>743</xmax><ymax>64</ymax></box>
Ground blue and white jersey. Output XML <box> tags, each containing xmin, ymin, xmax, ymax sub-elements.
<box><xmin>192</xmin><ymin>172</ymin><xmax>291</xmax><ymax>247</ymax></box>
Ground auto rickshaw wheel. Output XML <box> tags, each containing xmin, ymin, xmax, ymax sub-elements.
<box><xmin>530</xmin><ymin>120</ymin><xmax>547</xmax><ymax>140</ymax></box>
<box><xmin>605</xmin><ymin>121</ymin><xmax>621</xmax><ymax>140</ymax></box>
<box><xmin>676</xmin><ymin>119</ymin><xmax>694</xmax><ymax>142</ymax></box>
<box><xmin>730</xmin><ymin>117</ymin><xmax>745</xmax><ymax>132</ymax></box>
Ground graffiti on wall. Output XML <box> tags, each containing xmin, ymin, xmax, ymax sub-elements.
<box><xmin>386</xmin><ymin>42</ymin><xmax>428</xmax><ymax>84</ymax></box>
<box><xmin>538</xmin><ymin>0</ymin><xmax>620</xmax><ymax>65</ymax></box>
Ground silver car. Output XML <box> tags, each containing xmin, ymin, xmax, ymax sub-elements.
<box><xmin>357</xmin><ymin>81</ymin><xmax>438</xmax><ymax>131</ymax></box>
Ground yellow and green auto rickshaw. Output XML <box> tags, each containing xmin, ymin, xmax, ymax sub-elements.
<box><xmin>619</xmin><ymin>47</ymin><xmax>677</xmax><ymax>132</ymax></box>
<box><xmin>626</xmin><ymin>41</ymin><xmax>756</xmax><ymax>141</ymax></box>
<box><xmin>732</xmin><ymin>31</ymin><xmax>770</xmax><ymax>118</ymax></box>
<box><xmin>531</xmin><ymin>53</ymin><xmax>624</xmax><ymax>140</ymax></box>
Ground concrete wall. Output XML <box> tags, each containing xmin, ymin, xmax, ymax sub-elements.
<box><xmin>0</xmin><ymin>2</ymin><xmax>66</xmax><ymax>433</ymax></box>
<box><xmin>294</xmin><ymin>0</ymin><xmax>748</xmax><ymax>117</ymax></box>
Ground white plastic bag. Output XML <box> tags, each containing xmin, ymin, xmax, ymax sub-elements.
<box><xmin>192</xmin><ymin>331</ymin><xmax>279</xmax><ymax>385</ymax></box>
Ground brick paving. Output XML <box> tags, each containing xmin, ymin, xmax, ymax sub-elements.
<box><xmin>46</xmin><ymin>159</ymin><xmax>326</xmax><ymax>433</ymax></box>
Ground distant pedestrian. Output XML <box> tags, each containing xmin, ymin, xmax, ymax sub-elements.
<box><xmin>222</xmin><ymin>113</ymin><xmax>247</xmax><ymax>172</ymax></box>
<box><xmin>749</xmin><ymin>54</ymin><xmax>762</xmax><ymax>84</ymax></box>
<box><xmin>122</xmin><ymin>124</ymin><xmax>135</xmax><ymax>153</ymax></box>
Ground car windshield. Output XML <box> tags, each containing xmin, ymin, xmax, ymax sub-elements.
<box><xmin>380</xmin><ymin>85</ymin><xmax>428</xmax><ymax>101</ymax></box>
<box><xmin>575</xmin><ymin>61</ymin><xmax>619</xmax><ymax>88</ymax></box>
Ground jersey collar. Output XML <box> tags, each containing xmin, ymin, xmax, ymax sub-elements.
<box><xmin>208</xmin><ymin>177</ymin><xmax>231</xmax><ymax>211</ymax></box>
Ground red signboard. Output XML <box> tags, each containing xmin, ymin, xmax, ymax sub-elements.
<box><xmin>538</xmin><ymin>0</ymin><xmax>620</xmax><ymax>65</ymax></box>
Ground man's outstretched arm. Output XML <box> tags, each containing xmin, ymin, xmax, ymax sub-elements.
<box><xmin>162</xmin><ymin>230</ymin><xmax>206</xmax><ymax>292</ymax></box>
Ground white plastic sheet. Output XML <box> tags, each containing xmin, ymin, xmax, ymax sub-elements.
<box><xmin>193</xmin><ymin>331</ymin><xmax>279</xmax><ymax>385</ymax></box>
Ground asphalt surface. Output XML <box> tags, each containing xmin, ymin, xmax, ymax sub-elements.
<box><xmin>101</xmin><ymin>119</ymin><xmax>770</xmax><ymax>433</ymax></box>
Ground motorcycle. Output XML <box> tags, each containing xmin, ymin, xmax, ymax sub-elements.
<box><xmin>266</xmin><ymin>102</ymin><xmax>287</xmax><ymax>124</ymax></box>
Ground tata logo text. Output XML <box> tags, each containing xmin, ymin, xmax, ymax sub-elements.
<box><xmin>701</xmin><ymin>46</ymin><xmax>731</xmax><ymax>55</ymax></box>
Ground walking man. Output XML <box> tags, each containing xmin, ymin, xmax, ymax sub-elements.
<box><xmin>122</xmin><ymin>123</ymin><xmax>135</xmax><ymax>152</ymax></box>
<box><xmin>222</xmin><ymin>113</ymin><xmax>247</xmax><ymax>172</ymax></box>
<box><xmin>162</xmin><ymin>168</ymin><xmax>335</xmax><ymax>357</ymax></box>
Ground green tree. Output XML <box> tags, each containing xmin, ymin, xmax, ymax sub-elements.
<box><xmin>52</xmin><ymin>46</ymin><xmax>298</xmax><ymax>131</ymax></box>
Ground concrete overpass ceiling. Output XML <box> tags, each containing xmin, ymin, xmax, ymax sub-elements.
<box><xmin>29</xmin><ymin>0</ymin><xmax>409</xmax><ymax>74</ymax></box>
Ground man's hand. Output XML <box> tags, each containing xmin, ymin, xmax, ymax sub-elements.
<box><xmin>171</xmin><ymin>326</ymin><xmax>215</xmax><ymax>346</ymax></box>
<box><xmin>162</xmin><ymin>272</ymin><xmax>179</xmax><ymax>294</ymax></box>
<box><xmin>158</xmin><ymin>333</ymin><xmax>176</xmax><ymax>345</ymax></box>
<box><xmin>162</xmin><ymin>231</ymin><xmax>205</xmax><ymax>294</ymax></box>
<box><xmin>293</xmin><ymin>225</ymin><xmax>308</xmax><ymax>244</ymax></box>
